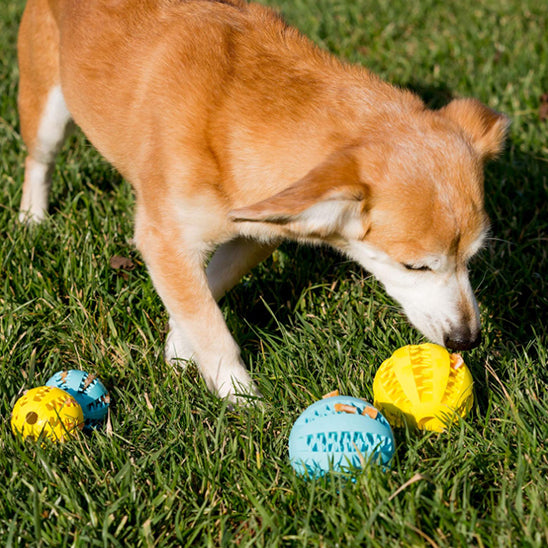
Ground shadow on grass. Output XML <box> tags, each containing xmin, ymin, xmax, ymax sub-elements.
<box><xmin>404</xmin><ymin>80</ymin><xmax>455</xmax><ymax>109</ymax></box>
<box><xmin>480</xmin><ymin>144</ymin><xmax>547</xmax><ymax>347</ymax></box>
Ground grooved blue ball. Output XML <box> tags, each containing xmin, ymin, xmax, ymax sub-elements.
<box><xmin>289</xmin><ymin>396</ymin><xmax>395</xmax><ymax>478</ymax></box>
<box><xmin>46</xmin><ymin>370</ymin><xmax>110</xmax><ymax>429</ymax></box>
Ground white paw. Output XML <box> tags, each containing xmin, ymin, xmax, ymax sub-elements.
<box><xmin>18</xmin><ymin>207</ymin><xmax>47</xmax><ymax>224</ymax></box>
<box><xmin>212</xmin><ymin>363</ymin><xmax>261</xmax><ymax>405</ymax></box>
<box><xmin>164</xmin><ymin>320</ymin><xmax>195</xmax><ymax>370</ymax></box>
<box><xmin>164</xmin><ymin>319</ymin><xmax>261</xmax><ymax>405</ymax></box>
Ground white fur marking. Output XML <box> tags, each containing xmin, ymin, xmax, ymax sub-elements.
<box><xmin>20</xmin><ymin>85</ymin><xmax>72</xmax><ymax>222</ymax></box>
<box><xmin>19</xmin><ymin>158</ymin><xmax>52</xmax><ymax>222</ymax></box>
<box><xmin>34</xmin><ymin>85</ymin><xmax>72</xmax><ymax>163</ymax></box>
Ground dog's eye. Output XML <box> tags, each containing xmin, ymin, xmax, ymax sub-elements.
<box><xmin>403</xmin><ymin>263</ymin><xmax>431</xmax><ymax>272</ymax></box>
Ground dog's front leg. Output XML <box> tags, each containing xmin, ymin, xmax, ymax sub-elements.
<box><xmin>134</xmin><ymin>214</ymin><xmax>258</xmax><ymax>403</ymax></box>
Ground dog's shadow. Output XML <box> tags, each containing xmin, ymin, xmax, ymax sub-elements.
<box><xmin>479</xmin><ymin>146</ymin><xmax>548</xmax><ymax>348</ymax></box>
<box><xmin>223</xmin><ymin>243</ymin><xmax>346</xmax><ymax>340</ymax></box>
<box><xmin>404</xmin><ymin>80</ymin><xmax>455</xmax><ymax>109</ymax></box>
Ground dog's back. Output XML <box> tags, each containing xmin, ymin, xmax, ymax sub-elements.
<box><xmin>41</xmin><ymin>1</ymin><xmax>419</xmax><ymax>200</ymax></box>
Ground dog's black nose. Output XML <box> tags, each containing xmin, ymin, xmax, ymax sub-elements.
<box><xmin>444</xmin><ymin>330</ymin><xmax>482</xmax><ymax>351</ymax></box>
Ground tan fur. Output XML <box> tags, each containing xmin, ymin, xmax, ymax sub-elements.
<box><xmin>18</xmin><ymin>0</ymin><xmax>509</xmax><ymax>401</ymax></box>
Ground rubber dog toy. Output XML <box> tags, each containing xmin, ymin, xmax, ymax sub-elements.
<box><xmin>46</xmin><ymin>370</ymin><xmax>110</xmax><ymax>429</ymax></box>
<box><xmin>289</xmin><ymin>391</ymin><xmax>395</xmax><ymax>478</ymax></box>
<box><xmin>11</xmin><ymin>386</ymin><xmax>84</xmax><ymax>442</ymax></box>
<box><xmin>373</xmin><ymin>343</ymin><xmax>474</xmax><ymax>432</ymax></box>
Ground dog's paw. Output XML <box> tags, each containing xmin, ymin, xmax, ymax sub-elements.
<box><xmin>18</xmin><ymin>208</ymin><xmax>47</xmax><ymax>224</ymax></box>
<box><xmin>165</xmin><ymin>320</ymin><xmax>261</xmax><ymax>405</ymax></box>
<box><xmin>214</xmin><ymin>368</ymin><xmax>262</xmax><ymax>406</ymax></box>
<box><xmin>164</xmin><ymin>321</ymin><xmax>195</xmax><ymax>370</ymax></box>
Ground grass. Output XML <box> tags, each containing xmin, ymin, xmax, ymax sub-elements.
<box><xmin>1</xmin><ymin>0</ymin><xmax>547</xmax><ymax>546</ymax></box>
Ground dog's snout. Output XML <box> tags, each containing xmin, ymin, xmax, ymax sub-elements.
<box><xmin>444</xmin><ymin>329</ymin><xmax>482</xmax><ymax>351</ymax></box>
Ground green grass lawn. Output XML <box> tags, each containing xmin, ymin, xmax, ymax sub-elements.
<box><xmin>1</xmin><ymin>0</ymin><xmax>547</xmax><ymax>546</ymax></box>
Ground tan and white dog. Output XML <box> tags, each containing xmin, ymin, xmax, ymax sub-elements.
<box><xmin>18</xmin><ymin>0</ymin><xmax>509</xmax><ymax>401</ymax></box>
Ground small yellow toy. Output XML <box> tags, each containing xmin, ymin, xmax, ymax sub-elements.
<box><xmin>11</xmin><ymin>386</ymin><xmax>84</xmax><ymax>442</ymax></box>
<box><xmin>373</xmin><ymin>343</ymin><xmax>474</xmax><ymax>432</ymax></box>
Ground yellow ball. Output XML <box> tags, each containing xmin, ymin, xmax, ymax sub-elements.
<box><xmin>373</xmin><ymin>343</ymin><xmax>474</xmax><ymax>432</ymax></box>
<box><xmin>11</xmin><ymin>386</ymin><xmax>84</xmax><ymax>442</ymax></box>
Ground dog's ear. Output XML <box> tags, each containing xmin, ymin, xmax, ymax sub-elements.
<box><xmin>440</xmin><ymin>98</ymin><xmax>510</xmax><ymax>160</ymax></box>
<box><xmin>229</xmin><ymin>149</ymin><xmax>371</xmax><ymax>239</ymax></box>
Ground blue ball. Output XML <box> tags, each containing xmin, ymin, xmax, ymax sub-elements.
<box><xmin>46</xmin><ymin>370</ymin><xmax>110</xmax><ymax>429</ymax></box>
<box><xmin>289</xmin><ymin>395</ymin><xmax>395</xmax><ymax>478</ymax></box>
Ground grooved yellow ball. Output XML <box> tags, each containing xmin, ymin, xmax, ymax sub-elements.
<box><xmin>11</xmin><ymin>386</ymin><xmax>84</xmax><ymax>442</ymax></box>
<box><xmin>373</xmin><ymin>343</ymin><xmax>474</xmax><ymax>432</ymax></box>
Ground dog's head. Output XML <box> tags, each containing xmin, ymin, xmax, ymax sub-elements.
<box><xmin>230</xmin><ymin>98</ymin><xmax>509</xmax><ymax>350</ymax></box>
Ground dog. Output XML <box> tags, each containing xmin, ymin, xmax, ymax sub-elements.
<box><xmin>17</xmin><ymin>0</ymin><xmax>509</xmax><ymax>402</ymax></box>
